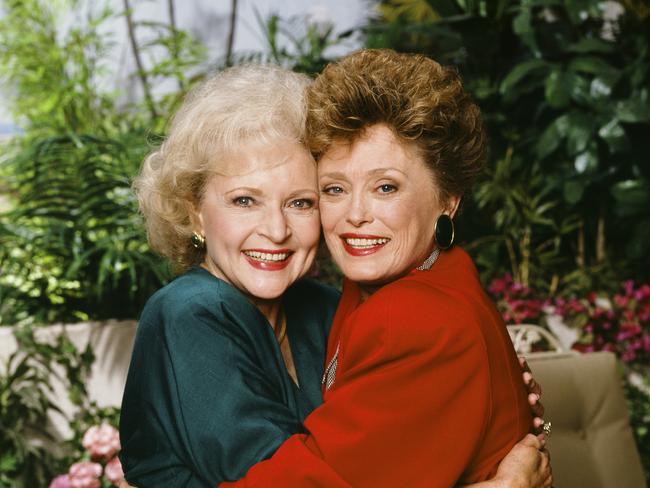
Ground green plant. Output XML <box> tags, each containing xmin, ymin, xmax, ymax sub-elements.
<box><xmin>0</xmin><ymin>0</ymin><xmax>117</xmax><ymax>138</ymax></box>
<box><xmin>0</xmin><ymin>350</ymin><xmax>59</xmax><ymax>487</ymax></box>
<box><xmin>0</xmin><ymin>132</ymin><xmax>171</xmax><ymax>325</ymax></box>
<box><xmin>0</xmin><ymin>322</ymin><xmax>101</xmax><ymax>486</ymax></box>
<box><xmin>471</xmin><ymin>147</ymin><xmax>578</xmax><ymax>292</ymax></box>
<box><xmin>251</xmin><ymin>10</ymin><xmax>352</xmax><ymax>75</ymax></box>
<box><xmin>0</xmin><ymin>0</ymin><xmax>220</xmax><ymax>325</ymax></box>
<box><xmin>499</xmin><ymin>0</ymin><xmax>650</xmax><ymax>281</ymax></box>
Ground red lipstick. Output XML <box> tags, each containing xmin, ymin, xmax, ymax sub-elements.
<box><xmin>340</xmin><ymin>233</ymin><xmax>390</xmax><ymax>257</ymax></box>
<box><xmin>242</xmin><ymin>249</ymin><xmax>293</xmax><ymax>271</ymax></box>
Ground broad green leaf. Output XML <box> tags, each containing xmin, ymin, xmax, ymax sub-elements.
<box><xmin>545</xmin><ymin>69</ymin><xmax>573</xmax><ymax>108</ymax></box>
<box><xmin>611</xmin><ymin>180</ymin><xmax>650</xmax><ymax>217</ymax></box>
<box><xmin>589</xmin><ymin>77</ymin><xmax>612</xmax><ymax>99</ymax></box>
<box><xmin>573</xmin><ymin>149</ymin><xmax>598</xmax><ymax>174</ymax></box>
<box><xmin>567</xmin><ymin>37</ymin><xmax>615</xmax><ymax>54</ymax></box>
<box><xmin>564</xmin><ymin>0</ymin><xmax>600</xmax><ymax>25</ymax></box>
<box><xmin>563</xmin><ymin>180</ymin><xmax>584</xmax><ymax>205</ymax></box>
<box><xmin>513</xmin><ymin>7</ymin><xmax>538</xmax><ymax>54</ymax></box>
<box><xmin>568</xmin><ymin>56</ymin><xmax>620</xmax><ymax>86</ymax></box>
<box><xmin>615</xmin><ymin>100</ymin><xmax>650</xmax><ymax>123</ymax></box>
<box><xmin>500</xmin><ymin>59</ymin><xmax>549</xmax><ymax>95</ymax></box>
<box><xmin>570</xmin><ymin>74</ymin><xmax>591</xmax><ymax>105</ymax></box>
<box><xmin>565</xmin><ymin>113</ymin><xmax>594</xmax><ymax>155</ymax></box>
<box><xmin>598</xmin><ymin>118</ymin><xmax>629</xmax><ymax>153</ymax></box>
<box><xmin>536</xmin><ymin>114</ymin><xmax>570</xmax><ymax>159</ymax></box>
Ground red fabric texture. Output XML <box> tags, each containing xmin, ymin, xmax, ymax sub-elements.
<box><xmin>221</xmin><ymin>247</ymin><xmax>530</xmax><ymax>487</ymax></box>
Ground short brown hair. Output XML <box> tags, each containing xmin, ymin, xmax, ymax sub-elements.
<box><xmin>306</xmin><ymin>49</ymin><xmax>486</xmax><ymax>203</ymax></box>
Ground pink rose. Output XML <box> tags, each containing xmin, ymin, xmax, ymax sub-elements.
<box><xmin>104</xmin><ymin>456</ymin><xmax>125</xmax><ymax>486</ymax></box>
<box><xmin>82</xmin><ymin>424</ymin><xmax>121</xmax><ymax>460</ymax></box>
<box><xmin>49</xmin><ymin>474</ymin><xmax>71</xmax><ymax>488</ymax></box>
<box><xmin>68</xmin><ymin>462</ymin><xmax>102</xmax><ymax>488</ymax></box>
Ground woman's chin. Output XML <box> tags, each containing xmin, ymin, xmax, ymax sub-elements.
<box><xmin>338</xmin><ymin>264</ymin><xmax>391</xmax><ymax>287</ymax></box>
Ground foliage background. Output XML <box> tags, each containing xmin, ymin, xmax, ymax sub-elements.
<box><xmin>0</xmin><ymin>0</ymin><xmax>648</xmax><ymax>485</ymax></box>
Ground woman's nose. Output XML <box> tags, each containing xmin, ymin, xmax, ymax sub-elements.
<box><xmin>259</xmin><ymin>206</ymin><xmax>291</xmax><ymax>243</ymax></box>
<box><xmin>345</xmin><ymin>193</ymin><xmax>373</xmax><ymax>227</ymax></box>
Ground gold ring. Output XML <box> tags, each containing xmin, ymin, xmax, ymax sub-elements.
<box><xmin>542</xmin><ymin>420</ymin><xmax>552</xmax><ymax>437</ymax></box>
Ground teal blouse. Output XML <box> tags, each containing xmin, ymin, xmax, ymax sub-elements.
<box><xmin>119</xmin><ymin>267</ymin><xmax>340</xmax><ymax>487</ymax></box>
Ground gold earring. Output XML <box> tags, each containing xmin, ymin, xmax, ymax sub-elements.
<box><xmin>191</xmin><ymin>232</ymin><xmax>205</xmax><ymax>249</ymax></box>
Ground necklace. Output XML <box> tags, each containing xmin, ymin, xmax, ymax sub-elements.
<box><xmin>275</xmin><ymin>310</ymin><xmax>287</xmax><ymax>344</ymax></box>
<box><xmin>417</xmin><ymin>247</ymin><xmax>440</xmax><ymax>271</ymax></box>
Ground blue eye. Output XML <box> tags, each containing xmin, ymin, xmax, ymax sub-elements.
<box><xmin>323</xmin><ymin>185</ymin><xmax>344</xmax><ymax>195</ymax></box>
<box><xmin>379</xmin><ymin>184</ymin><xmax>397</xmax><ymax>193</ymax></box>
<box><xmin>289</xmin><ymin>199</ymin><xmax>314</xmax><ymax>209</ymax></box>
<box><xmin>233</xmin><ymin>196</ymin><xmax>253</xmax><ymax>206</ymax></box>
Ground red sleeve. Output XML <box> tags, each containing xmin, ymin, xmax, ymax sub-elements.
<box><xmin>221</xmin><ymin>282</ymin><xmax>491</xmax><ymax>488</ymax></box>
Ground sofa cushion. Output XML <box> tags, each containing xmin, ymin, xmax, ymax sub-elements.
<box><xmin>528</xmin><ymin>352</ymin><xmax>645</xmax><ymax>488</ymax></box>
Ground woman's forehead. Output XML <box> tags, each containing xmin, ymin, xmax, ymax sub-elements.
<box><xmin>207</xmin><ymin>138</ymin><xmax>314</xmax><ymax>177</ymax></box>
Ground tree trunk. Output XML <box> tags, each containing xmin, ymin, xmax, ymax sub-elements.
<box><xmin>520</xmin><ymin>226</ymin><xmax>531</xmax><ymax>287</ymax></box>
<box><xmin>123</xmin><ymin>0</ymin><xmax>158</xmax><ymax>120</ymax></box>
<box><xmin>226</xmin><ymin>0</ymin><xmax>238</xmax><ymax>66</ymax></box>
<box><xmin>596</xmin><ymin>208</ymin><xmax>606</xmax><ymax>264</ymax></box>
<box><xmin>167</xmin><ymin>0</ymin><xmax>184</xmax><ymax>91</ymax></box>
<box><xmin>506</xmin><ymin>237</ymin><xmax>519</xmax><ymax>282</ymax></box>
<box><xmin>576</xmin><ymin>219</ymin><xmax>585</xmax><ymax>268</ymax></box>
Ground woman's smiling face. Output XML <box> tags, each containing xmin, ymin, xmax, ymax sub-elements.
<box><xmin>318</xmin><ymin>124</ymin><xmax>457</xmax><ymax>288</ymax></box>
<box><xmin>196</xmin><ymin>140</ymin><xmax>320</xmax><ymax>301</ymax></box>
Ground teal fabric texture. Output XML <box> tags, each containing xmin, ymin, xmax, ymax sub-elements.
<box><xmin>119</xmin><ymin>267</ymin><xmax>340</xmax><ymax>487</ymax></box>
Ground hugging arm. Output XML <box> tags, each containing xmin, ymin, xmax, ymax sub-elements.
<box><xmin>220</xmin><ymin>290</ymin><xmax>499</xmax><ymax>487</ymax></box>
<box><xmin>468</xmin><ymin>434</ymin><xmax>552</xmax><ymax>488</ymax></box>
<box><xmin>119</xmin><ymin>297</ymin><xmax>305</xmax><ymax>487</ymax></box>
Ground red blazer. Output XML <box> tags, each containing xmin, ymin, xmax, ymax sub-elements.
<box><xmin>222</xmin><ymin>247</ymin><xmax>530</xmax><ymax>487</ymax></box>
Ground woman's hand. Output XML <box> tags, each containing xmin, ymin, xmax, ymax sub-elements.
<box><xmin>520</xmin><ymin>357</ymin><xmax>545</xmax><ymax>432</ymax></box>
<box><xmin>493</xmin><ymin>433</ymin><xmax>552</xmax><ymax>488</ymax></box>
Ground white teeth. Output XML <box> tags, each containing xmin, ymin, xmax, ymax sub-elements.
<box><xmin>243</xmin><ymin>251</ymin><xmax>289</xmax><ymax>262</ymax></box>
<box><xmin>345</xmin><ymin>238</ymin><xmax>389</xmax><ymax>247</ymax></box>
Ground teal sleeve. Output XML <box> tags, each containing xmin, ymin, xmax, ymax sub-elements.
<box><xmin>119</xmin><ymin>289</ymin><xmax>304</xmax><ymax>487</ymax></box>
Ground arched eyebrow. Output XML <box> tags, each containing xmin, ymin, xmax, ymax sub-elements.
<box><xmin>318</xmin><ymin>171</ymin><xmax>348</xmax><ymax>180</ymax></box>
<box><xmin>224</xmin><ymin>187</ymin><xmax>264</xmax><ymax>196</ymax></box>
<box><xmin>366</xmin><ymin>167</ymin><xmax>407</xmax><ymax>177</ymax></box>
<box><xmin>319</xmin><ymin>168</ymin><xmax>408</xmax><ymax>180</ymax></box>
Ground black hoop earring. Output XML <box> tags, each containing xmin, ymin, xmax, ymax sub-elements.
<box><xmin>435</xmin><ymin>214</ymin><xmax>454</xmax><ymax>250</ymax></box>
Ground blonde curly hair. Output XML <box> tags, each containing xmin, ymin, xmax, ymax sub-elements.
<box><xmin>133</xmin><ymin>65</ymin><xmax>312</xmax><ymax>272</ymax></box>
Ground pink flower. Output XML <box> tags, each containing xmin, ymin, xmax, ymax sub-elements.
<box><xmin>68</xmin><ymin>462</ymin><xmax>102</xmax><ymax>488</ymax></box>
<box><xmin>622</xmin><ymin>349</ymin><xmax>636</xmax><ymax>362</ymax></box>
<box><xmin>642</xmin><ymin>334</ymin><xmax>650</xmax><ymax>353</ymax></box>
<box><xmin>82</xmin><ymin>424</ymin><xmax>121</xmax><ymax>460</ymax></box>
<box><xmin>489</xmin><ymin>275</ymin><xmax>510</xmax><ymax>295</ymax></box>
<box><xmin>601</xmin><ymin>343</ymin><xmax>616</xmax><ymax>352</ymax></box>
<box><xmin>49</xmin><ymin>474</ymin><xmax>71</xmax><ymax>488</ymax></box>
<box><xmin>104</xmin><ymin>457</ymin><xmax>125</xmax><ymax>486</ymax></box>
